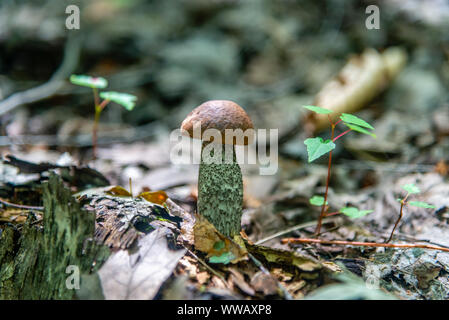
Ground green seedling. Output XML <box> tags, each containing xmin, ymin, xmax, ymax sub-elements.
<box><xmin>303</xmin><ymin>105</ymin><xmax>376</xmax><ymax>236</ymax></box>
<box><xmin>309</xmin><ymin>196</ymin><xmax>373</xmax><ymax>219</ymax></box>
<box><xmin>386</xmin><ymin>183</ymin><xmax>435</xmax><ymax>243</ymax></box>
<box><xmin>69</xmin><ymin>74</ymin><xmax>138</xmax><ymax>159</ymax></box>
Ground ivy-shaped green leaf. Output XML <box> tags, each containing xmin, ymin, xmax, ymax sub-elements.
<box><xmin>340</xmin><ymin>113</ymin><xmax>374</xmax><ymax>130</ymax></box>
<box><xmin>70</xmin><ymin>74</ymin><xmax>108</xmax><ymax>89</ymax></box>
<box><xmin>209</xmin><ymin>252</ymin><xmax>236</xmax><ymax>264</ymax></box>
<box><xmin>408</xmin><ymin>201</ymin><xmax>435</xmax><ymax>209</ymax></box>
<box><xmin>213</xmin><ymin>241</ymin><xmax>225</xmax><ymax>251</ymax></box>
<box><xmin>339</xmin><ymin>207</ymin><xmax>373</xmax><ymax>219</ymax></box>
<box><xmin>303</xmin><ymin>105</ymin><xmax>333</xmax><ymax>114</ymax></box>
<box><xmin>402</xmin><ymin>183</ymin><xmax>420</xmax><ymax>194</ymax></box>
<box><xmin>304</xmin><ymin>137</ymin><xmax>336</xmax><ymax>162</ymax></box>
<box><xmin>100</xmin><ymin>91</ymin><xmax>137</xmax><ymax>111</ymax></box>
<box><xmin>343</xmin><ymin>123</ymin><xmax>376</xmax><ymax>138</ymax></box>
<box><xmin>309</xmin><ymin>195</ymin><xmax>328</xmax><ymax>206</ymax></box>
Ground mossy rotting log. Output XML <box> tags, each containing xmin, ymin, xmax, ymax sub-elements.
<box><xmin>0</xmin><ymin>174</ymin><xmax>109</xmax><ymax>299</ymax></box>
<box><xmin>197</xmin><ymin>142</ymin><xmax>243</xmax><ymax>237</ymax></box>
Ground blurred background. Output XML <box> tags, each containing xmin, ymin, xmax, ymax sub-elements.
<box><xmin>1</xmin><ymin>0</ymin><xmax>449</xmax><ymax>300</ymax></box>
<box><xmin>0</xmin><ymin>0</ymin><xmax>448</xmax><ymax>189</ymax></box>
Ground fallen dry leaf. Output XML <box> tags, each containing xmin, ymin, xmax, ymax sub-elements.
<box><xmin>105</xmin><ymin>185</ymin><xmax>132</xmax><ymax>197</ymax></box>
<box><xmin>193</xmin><ymin>214</ymin><xmax>247</xmax><ymax>264</ymax></box>
<box><xmin>435</xmin><ymin>160</ymin><xmax>449</xmax><ymax>176</ymax></box>
<box><xmin>250</xmin><ymin>271</ymin><xmax>279</xmax><ymax>296</ymax></box>
<box><xmin>98</xmin><ymin>228</ymin><xmax>186</xmax><ymax>300</ymax></box>
<box><xmin>196</xmin><ymin>271</ymin><xmax>210</xmax><ymax>285</ymax></box>
<box><xmin>228</xmin><ymin>267</ymin><xmax>256</xmax><ymax>296</ymax></box>
<box><xmin>138</xmin><ymin>190</ymin><xmax>168</xmax><ymax>205</ymax></box>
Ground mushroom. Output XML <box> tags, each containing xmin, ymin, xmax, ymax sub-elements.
<box><xmin>181</xmin><ymin>100</ymin><xmax>254</xmax><ymax>237</ymax></box>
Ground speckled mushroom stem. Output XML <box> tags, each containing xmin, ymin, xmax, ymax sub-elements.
<box><xmin>198</xmin><ymin>141</ymin><xmax>243</xmax><ymax>237</ymax></box>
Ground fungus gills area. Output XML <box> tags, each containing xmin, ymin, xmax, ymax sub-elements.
<box><xmin>198</xmin><ymin>142</ymin><xmax>243</xmax><ymax>237</ymax></box>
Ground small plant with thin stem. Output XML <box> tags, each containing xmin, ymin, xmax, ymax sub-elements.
<box><xmin>302</xmin><ymin>105</ymin><xmax>376</xmax><ymax>237</ymax></box>
<box><xmin>69</xmin><ymin>75</ymin><xmax>138</xmax><ymax>159</ymax></box>
<box><xmin>386</xmin><ymin>183</ymin><xmax>435</xmax><ymax>243</ymax></box>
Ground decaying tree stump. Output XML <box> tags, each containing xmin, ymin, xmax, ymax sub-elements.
<box><xmin>0</xmin><ymin>174</ymin><xmax>109</xmax><ymax>299</ymax></box>
<box><xmin>0</xmin><ymin>174</ymin><xmax>186</xmax><ymax>299</ymax></box>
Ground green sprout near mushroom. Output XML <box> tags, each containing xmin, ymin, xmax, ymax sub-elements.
<box><xmin>386</xmin><ymin>183</ymin><xmax>435</xmax><ymax>243</ymax></box>
<box><xmin>69</xmin><ymin>74</ymin><xmax>138</xmax><ymax>159</ymax></box>
<box><xmin>309</xmin><ymin>195</ymin><xmax>373</xmax><ymax>219</ymax></box>
<box><xmin>303</xmin><ymin>105</ymin><xmax>376</xmax><ymax>236</ymax></box>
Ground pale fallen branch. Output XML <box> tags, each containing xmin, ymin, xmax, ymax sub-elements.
<box><xmin>279</xmin><ymin>47</ymin><xmax>407</xmax><ymax>144</ymax></box>
<box><xmin>0</xmin><ymin>34</ymin><xmax>82</xmax><ymax>117</ymax></box>
<box><xmin>255</xmin><ymin>217</ymin><xmax>338</xmax><ymax>245</ymax></box>
<box><xmin>310</xmin><ymin>47</ymin><xmax>407</xmax><ymax>131</ymax></box>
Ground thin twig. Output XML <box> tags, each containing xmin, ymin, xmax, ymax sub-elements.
<box><xmin>255</xmin><ymin>217</ymin><xmax>337</xmax><ymax>245</ymax></box>
<box><xmin>375</xmin><ymin>230</ymin><xmax>449</xmax><ymax>249</ymax></box>
<box><xmin>0</xmin><ymin>198</ymin><xmax>44</xmax><ymax>211</ymax></box>
<box><xmin>0</xmin><ymin>34</ymin><xmax>83</xmax><ymax>116</ymax></box>
<box><xmin>281</xmin><ymin>237</ymin><xmax>449</xmax><ymax>253</ymax></box>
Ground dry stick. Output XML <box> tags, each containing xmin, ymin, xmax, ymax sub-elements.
<box><xmin>0</xmin><ymin>198</ymin><xmax>44</xmax><ymax>211</ymax></box>
<box><xmin>377</xmin><ymin>231</ymin><xmax>449</xmax><ymax>249</ymax></box>
<box><xmin>255</xmin><ymin>217</ymin><xmax>337</xmax><ymax>245</ymax></box>
<box><xmin>0</xmin><ymin>34</ymin><xmax>82</xmax><ymax>116</ymax></box>
<box><xmin>281</xmin><ymin>238</ymin><xmax>449</xmax><ymax>253</ymax></box>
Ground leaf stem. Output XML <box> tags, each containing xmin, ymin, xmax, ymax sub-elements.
<box><xmin>92</xmin><ymin>106</ymin><xmax>101</xmax><ymax>160</ymax></box>
<box><xmin>281</xmin><ymin>237</ymin><xmax>449</xmax><ymax>253</ymax></box>
<box><xmin>315</xmin><ymin>124</ymin><xmax>335</xmax><ymax>237</ymax></box>
<box><xmin>92</xmin><ymin>87</ymin><xmax>100</xmax><ymax>108</ymax></box>
<box><xmin>386</xmin><ymin>193</ymin><xmax>409</xmax><ymax>243</ymax></box>
<box><xmin>333</xmin><ymin>129</ymin><xmax>352</xmax><ymax>142</ymax></box>
<box><xmin>91</xmin><ymin>99</ymin><xmax>110</xmax><ymax>160</ymax></box>
<box><xmin>98</xmin><ymin>99</ymin><xmax>110</xmax><ymax>111</ymax></box>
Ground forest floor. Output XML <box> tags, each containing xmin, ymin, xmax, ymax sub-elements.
<box><xmin>0</xmin><ymin>0</ymin><xmax>449</xmax><ymax>300</ymax></box>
